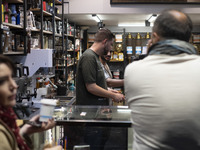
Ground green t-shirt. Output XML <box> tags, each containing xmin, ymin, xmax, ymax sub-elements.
<box><xmin>76</xmin><ymin>49</ymin><xmax>109</xmax><ymax>105</ymax></box>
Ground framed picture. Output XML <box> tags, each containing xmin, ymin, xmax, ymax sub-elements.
<box><xmin>110</xmin><ymin>0</ymin><xmax>200</xmax><ymax>4</ymax></box>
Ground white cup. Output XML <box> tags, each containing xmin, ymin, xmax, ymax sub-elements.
<box><xmin>39</xmin><ymin>99</ymin><xmax>57</xmax><ymax>122</ymax></box>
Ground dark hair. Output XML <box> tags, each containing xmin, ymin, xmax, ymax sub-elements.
<box><xmin>153</xmin><ymin>10</ymin><xmax>193</xmax><ymax>42</ymax></box>
<box><xmin>94</xmin><ymin>28</ymin><xmax>115</xmax><ymax>42</ymax></box>
<box><xmin>0</xmin><ymin>55</ymin><xmax>16</xmax><ymax>75</ymax></box>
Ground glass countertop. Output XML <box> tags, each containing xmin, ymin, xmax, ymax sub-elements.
<box><xmin>54</xmin><ymin>105</ymin><xmax>132</xmax><ymax>127</ymax></box>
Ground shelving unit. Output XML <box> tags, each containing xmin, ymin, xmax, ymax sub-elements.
<box><xmin>0</xmin><ymin>0</ymin><xmax>81</xmax><ymax>85</ymax></box>
<box><xmin>0</xmin><ymin>0</ymin><xmax>64</xmax><ymax>54</ymax></box>
<box><xmin>0</xmin><ymin>0</ymin><xmax>27</xmax><ymax>55</ymax></box>
<box><xmin>54</xmin><ymin>19</ymin><xmax>79</xmax><ymax>86</ymax></box>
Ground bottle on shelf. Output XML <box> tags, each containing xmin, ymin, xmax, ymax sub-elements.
<box><xmin>112</xmin><ymin>33</ymin><xmax>123</xmax><ymax>61</ymax></box>
<box><xmin>11</xmin><ymin>33</ymin><xmax>15</xmax><ymax>51</ymax></box>
<box><xmin>142</xmin><ymin>32</ymin><xmax>151</xmax><ymax>54</ymax></box>
<box><xmin>2</xmin><ymin>4</ymin><xmax>4</xmax><ymax>22</ymax></box>
<box><xmin>113</xmin><ymin>51</ymin><xmax>119</xmax><ymax>61</ymax></box>
<box><xmin>118</xmin><ymin>52</ymin><xmax>124</xmax><ymax>61</ymax></box>
<box><xmin>3</xmin><ymin>28</ymin><xmax>10</xmax><ymax>53</ymax></box>
<box><xmin>135</xmin><ymin>33</ymin><xmax>142</xmax><ymax>56</ymax></box>
<box><xmin>126</xmin><ymin>33</ymin><xmax>133</xmax><ymax>62</ymax></box>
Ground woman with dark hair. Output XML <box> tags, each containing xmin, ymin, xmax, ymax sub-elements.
<box><xmin>0</xmin><ymin>55</ymin><xmax>62</xmax><ymax>150</ymax></box>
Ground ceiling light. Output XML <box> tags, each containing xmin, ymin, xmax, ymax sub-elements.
<box><xmin>145</xmin><ymin>14</ymin><xmax>157</xmax><ymax>27</ymax></box>
<box><xmin>92</xmin><ymin>14</ymin><xmax>101</xmax><ymax>22</ymax></box>
<box><xmin>118</xmin><ymin>23</ymin><xmax>146</xmax><ymax>27</ymax></box>
<box><xmin>148</xmin><ymin>14</ymin><xmax>157</xmax><ymax>23</ymax></box>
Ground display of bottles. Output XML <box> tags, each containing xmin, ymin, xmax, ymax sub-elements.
<box><xmin>113</xmin><ymin>51</ymin><xmax>119</xmax><ymax>60</ymax></box>
<box><xmin>135</xmin><ymin>33</ymin><xmax>142</xmax><ymax>55</ymax></box>
<box><xmin>142</xmin><ymin>32</ymin><xmax>151</xmax><ymax>54</ymax></box>
<box><xmin>118</xmin><ymin>52</ymin><xmax>124</xmax><ymax>61</ymax></box>
<box><xmin>126</xmin><ymin>33</ymin><xmax>133</xmax><ymax>62</ymax></box>
<box><xmin>110</xmin><ymin>34</ymin><xmax>124</xmax><ymax>61</ymax></box>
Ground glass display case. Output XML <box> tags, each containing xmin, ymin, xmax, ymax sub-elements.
<box><xmin>53</xmin><ymin>105</ymin><xmax>132</xmax><ymax>150</ymax></box>
<box><xmin>27</xmin><ymin>105</ymin><xmax>133</xmax><ymax>150</ymax></box>
<box><xmin>54</xmin><ymin>105</ymin><xmax>131</xmax><ymax>127</ymax></box>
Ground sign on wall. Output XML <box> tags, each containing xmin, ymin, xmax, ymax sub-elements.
<box><xmin>110</xmin><ymin>0</ymin><xmax>200</xmax><ymax>4</ymax></box>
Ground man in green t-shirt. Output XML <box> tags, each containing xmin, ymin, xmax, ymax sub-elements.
<box><xmin>76</xmin><ymin>28</ymin><xmax>125</xmax><ymax>105</ymax></box>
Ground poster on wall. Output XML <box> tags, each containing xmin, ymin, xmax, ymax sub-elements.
<box><xmin>110</xmin><ymin>0</ymin><xmax>200</xmax><ymax>4</ymax></box>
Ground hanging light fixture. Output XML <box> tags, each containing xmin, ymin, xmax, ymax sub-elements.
<box><xmin>92</xmin><ymin>14</ymin><xmax>105</xmax><ymax>29</ymax></box>
<box><xmin>92</xmin><ymin>14</ymin><xmax>101</xmax><ymax>22</ymax></box>
<box><xmin>145</xmin><ymin>14</ymin><xmax>157</xmax><ymax>27</ymax></box>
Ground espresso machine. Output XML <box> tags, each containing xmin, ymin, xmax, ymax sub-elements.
<box><xmin>13</xmin><ymin>63</ymin><xmax>37</xmax><ymax>119</ymax></box>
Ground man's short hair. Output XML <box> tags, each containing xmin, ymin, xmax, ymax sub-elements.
<box><xmin>153</xmin><ymin>10</ymin><xmax>193</xmax><ymax>42</ymax></box>
<box><xmin>94</xmin><ymin>28</ymin><xmax>115</xmax><ymax>42</ymax></box>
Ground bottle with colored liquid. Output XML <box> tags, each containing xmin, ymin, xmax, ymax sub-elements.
<box><xmin>135</xmin><ymin>33</ymin><xmax>142</xmax><ymax>56</ymax></box>
<box><xmin>126</xmin><ymin>33</ymin><xmax>133</xmax><ymax>62</ymax></box>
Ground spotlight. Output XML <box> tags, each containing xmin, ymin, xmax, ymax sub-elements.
<box><xmin>92</xmin><ymin>14</ymin><xmax>101</xmax><ymax>22</ymax></box>
<box><xmin>145</xmin><ymin>14</ymin><xmax>157</xmax><ymax>27</ymax></box>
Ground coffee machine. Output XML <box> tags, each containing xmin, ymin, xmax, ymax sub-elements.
<box><xmin>13</xmin><ymin>63</ymin><xmax>37</xmax><ymax>119</ymax></box>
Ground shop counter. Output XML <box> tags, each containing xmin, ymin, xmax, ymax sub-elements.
<box><xmin>54</xmin><ymin>105</ymin><xmax>131</xmax><ymax>127</ymax></box>
<box><xmin>25</xmin><ymin>105</ymin><xmax>132</xmax><ymax>150</ymax></box>
<box><xmin>53</xmin><ymin>105</ymin><xmax>132</xmax><ymax>150</ymax></box>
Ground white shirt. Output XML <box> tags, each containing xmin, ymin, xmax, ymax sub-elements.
<box><xmin>125</xmin><ymin>54</ymin><xmax>200</xmax><ymax>150</ymax></box>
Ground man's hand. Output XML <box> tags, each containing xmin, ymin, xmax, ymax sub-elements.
<box><xmin>108</xmin><ymin>88</ymin><xmax>119</xmax><ymax>93</ymax></box>
<box><xmin>112</xmin><ymin>92</ymin><xmax>125</xmax><ymax>103</ymax></box>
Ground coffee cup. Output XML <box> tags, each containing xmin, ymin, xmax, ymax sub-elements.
<box><xmin>39</xmin><ymin>99</ymin><xmax>57</xmax><ymax>122</ymax></box>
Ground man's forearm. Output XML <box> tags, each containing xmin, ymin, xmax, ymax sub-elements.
<box><xmin>86</xmin><ymin>83</ymin><xmax>115</xmax><ymax>99</ymax></box>
<box><xmin>106</xmin><ymin>78</ymin><xmax>124</xmax><ymax>87</ymax></box>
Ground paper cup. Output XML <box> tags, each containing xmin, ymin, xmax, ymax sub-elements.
<box><xmin>39</xmin><ymin>99</ymin><xmax>57</xmax><ymax>122</ymax></box>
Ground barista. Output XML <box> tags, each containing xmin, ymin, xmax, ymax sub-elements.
<box><xmin>75</xmin><ymin>28</ymin><xmax>125</xmax><ymax>150</ymax></box>
<box><xmin>76</xmin><ymin>28</ymin><xmax>125</xmax><ymax>106</ymax></box>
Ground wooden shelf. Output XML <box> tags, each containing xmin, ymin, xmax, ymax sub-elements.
<box><xmin>65</xmin><ymin>34</ymin><xmax>74</xmax><ymax>37</ymax></box>
<box><xmin>109</xmin><ymin>60</ymin><xmax>124</xmax><ymax>62</ymax></box>
<box><xmin>43</xmin><ymin>10</ymin><xmax>52</xmax><ymax>16</ymax></box>
<box><xmin>31</xmin><ymin>28</ymin><xmax>40</xmax><ymax>32</ymax></box>
<box><xmin>5</xmin><ymin>0</ymin><xmax>23</xmax><ymax>3</ymax></box>
<box><xmin>30</xmin><ymin>8</ymin><xmax>52</xmax><ymax>17</ymax></box>
<box><xmin>55</xmin><ymin>16</ymin><xmax>61</xmax><ymax>21</ymax></box>
<box><xmin>3</xmin><ymin>51</ymin><xmax>24</xmax><ymax>55</ymax></box>
<box><xmin>30</xmin><ymin>8</ymin><xmax>40</xmax><ymax>12</ymax></box>
<box><xmin>55</xmin><ymin>0</ymin><xmax>62</xmax><ymax>5</ymax></box>
<box><xmin>55</xmin><ymin>34</ymin><xmax>62</xmax><ymax>37</ymax></box>
<box><xmin>43</xmin><ymin>30</ymin><xmax>53</xmax><ymax>34</ymax></box>
<box><xmin>3</xmin><ymin>22</ymin><xmax>23</xmax><ymax>29</ymax></box>
<box><xmin>67</xmin><ymin>63</ymin><xmax>75</xmax><ymax>67</ymax></box>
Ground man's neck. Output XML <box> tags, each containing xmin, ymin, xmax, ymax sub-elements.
<box><xmin>90</xmin><ymin>42</ymin><xmax>103</xmax><ymax>56</ymax></box>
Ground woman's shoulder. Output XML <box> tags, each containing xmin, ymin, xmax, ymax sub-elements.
<box><xmin>0</xmin><ymin>120</ymin><xmax>18</xmax><ymax>150</ymax></box>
